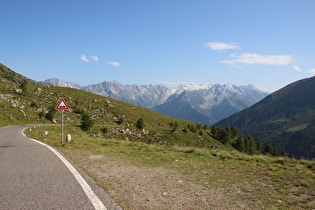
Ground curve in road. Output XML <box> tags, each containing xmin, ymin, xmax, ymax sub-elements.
<box><xmin>0</xmin><ymin>125</ymin><xmax>121</xmax><ymax>210</ymax></box>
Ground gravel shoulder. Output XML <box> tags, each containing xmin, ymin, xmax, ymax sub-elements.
<box><xmin>63</xmin><ymin>149</ymin><xmax>247</xmax><ymax>210</ymax></box>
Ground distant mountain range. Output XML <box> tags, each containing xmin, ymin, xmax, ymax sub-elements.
<box><xmin>215</xmin><ymin>76</ymin><xmax>315</xmax><ymax>159</ymax></box>
<box><xmin>44</xmin><ymin>78</ymin><xmax>82</xmax><ymax>89</ymax></box>
<box><xmin>44</xmin><ymin>78</ymin><xmax>269</xmax><ymax>124</ymax></box>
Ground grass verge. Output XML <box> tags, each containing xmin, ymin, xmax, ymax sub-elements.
<box><xmin>25</xmin><ymin>124</ymin><xmax>315</xmax><ymax>209</ymax></box>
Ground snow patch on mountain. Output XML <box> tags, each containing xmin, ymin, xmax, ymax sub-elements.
<box><xmin>43</xmin><ymin>78</ymin><xmax>269</xmax><ymax>124</ymax></box>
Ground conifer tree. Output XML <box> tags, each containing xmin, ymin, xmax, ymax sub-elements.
<box><xmin>219</xmin><ymin>129</ymin><xmax>231</xmax><ymax>144</ymax></box>
<box><xmin>264</xmin><ymin>144</ymin><xmax>274</xmax><ymax>156</ymax></box>
<box><xmin>233</xmin><ymin>137</ymin><xmax>245</xmax><ymax>152</ymax></box>
<box><xmin>136</xmin><ymin>117</ymin><xmax>144</xmax><ymax>130</ymax></box>
<box><xmin>230</xmin><ymin>126</ymin><xmax>239</xmax><ymax>139</ymax></box>
<box><xmin>244</xmin><ymin>136</ymin><xmax>256</xmax><ymax>154</ymax></box>
<box><xmin>80</xmin><ymin>111</ymin><xmax>94</xmax><ymax>131</ymax></box>
<box><xmin>256</xmin><ymin>142</ymin><xmax>262</xmax><ymax>153</ymax></box>
<box><xmin>210</xmin><ymin>126</ymin><xmax>217</xmax><ymax>135</ymax></box>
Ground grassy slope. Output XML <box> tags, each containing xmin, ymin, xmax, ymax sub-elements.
<box><xmin>0</xmin><ymin>63</ymin><xmax>225</xmax><ymax>149</ymax></box>
<box><xmin>0</xmin><ymin>83</ymin><xmax>226</xmax><ymax>149</ymax></box>
<box><xmin>1</xmin><ymin>63</ymin><xmax>315</xmax><ymax>208</ymax></box>
<box><xmin>25</xmin><ymin>125</ymin><xmax>315</xmax><ymax>209</ymax></box>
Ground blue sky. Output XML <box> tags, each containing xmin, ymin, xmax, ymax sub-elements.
<box><xmin>1</xmin><ymin>0</ymin><xmax>314</xmax><ymax>92</ymax></box>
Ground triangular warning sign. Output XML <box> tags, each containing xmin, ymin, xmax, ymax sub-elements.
<box><xmin>56</xmin><ymin>99</ymin><xmax>69</xmax><ymax>110</ymax></box>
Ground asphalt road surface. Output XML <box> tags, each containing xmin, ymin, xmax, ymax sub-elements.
<box><xmin>0</xmin><ymin>125</ymin><xmax>121</xmax><ymax>210</ymax></box>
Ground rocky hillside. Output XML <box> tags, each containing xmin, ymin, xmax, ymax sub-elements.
<box><xmin>0</xmin><ymin>63</ymin><xmax>225</xmax><ymax>149</ymax></box>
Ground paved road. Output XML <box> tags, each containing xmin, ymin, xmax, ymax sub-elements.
<box><xmin>0</xmin><ymin>125</ymin><xmax>121</xmax><ymax>210</ymax></box>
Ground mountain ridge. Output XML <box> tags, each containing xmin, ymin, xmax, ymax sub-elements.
<box><xmin>215</xmin><ymin>76</ymin><xmax>315</xmax><ymax>158</ymax></box>
<box><xmin>0</xmin><ymin>63</ymin><xmax>229</xmax><ymax>150</ymax></box>
<box><xmin>44</xmin><ymin>78</ymin><xmax>269</xmax><ymax>124</ymax></box>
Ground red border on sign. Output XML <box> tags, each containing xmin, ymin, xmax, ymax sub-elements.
<box><xmin>56</xmin><ymin>98</ymin><xmax>69</xmax><ymax>110</ymax></box>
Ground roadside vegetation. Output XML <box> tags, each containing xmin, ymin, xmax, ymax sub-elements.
<box><xmin>1</xmin><ymin>64</ymin><xmax>315</xmax><ymax>209</ymax></box>
<box><xmin>25</xmin><ymin>125</ymin><xmax>315</xmax><ymax>209</ymax></box>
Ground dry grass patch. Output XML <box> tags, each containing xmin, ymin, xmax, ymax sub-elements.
<box><xmin>25</xmin><ymin>125</ymin><xmax>315</xmax><ymax>209</ymax></box>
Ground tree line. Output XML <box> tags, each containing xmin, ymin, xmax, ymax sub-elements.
<box><xmin>210</xmin><ymin>126</ymin><xmax>286</xmax><ymax>157</ymax></box>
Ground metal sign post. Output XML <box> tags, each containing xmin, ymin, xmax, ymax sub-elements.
<box><xmin>61</xmin><ymin>110</ymin><xmax>64</xmax><ymax>144</ymax></box>
<box><xmin>56</xmin><ymin>99</ymin><xmax>69</xmax><ymax>145</ymax></box>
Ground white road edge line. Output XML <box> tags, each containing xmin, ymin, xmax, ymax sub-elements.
<box><xmin>22</xmin><ymin>130</ymin><xmax>107</xmax><ymax>210</ymax></box>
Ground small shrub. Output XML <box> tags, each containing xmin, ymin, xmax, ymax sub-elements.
<box><xmin>136</xmin><ymin>117</ymin><xmax>144</xmax><ymax>130</ymax></box>
<box><xmin>101</xmin><ymin>127</ymin><xmax>108</xmax><ymax>134</ymax></box>
<box><xmin>171</xmin><ymin>122</ymin><xmax>179</xmax><ymax>132</ymax></box>
<box><xmin>116</xmin><ymin>117</ymin><xmax>124</xmax><ymax>125</ymax></box>
<box><xmin>80</xmin><ymin>111</ymin><xmax>94</xmax><ymax>131</ymax></box>
<box><xmin>30</xmin><ymin>101</ymin><xmax>37</xmax><ymax>108</ymax></box>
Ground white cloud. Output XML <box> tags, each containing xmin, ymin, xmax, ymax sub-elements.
<box><xmin>293</xmin><ymin>65</ymin><xmax>302</xmax><ymax>72</ymax></box>
<box><xmin>80</xmin><ymin>54</ymin><xmax>89</xmax><ymax>62</ymax></box>
<box><xmin>90</xmin><ymin>55</ymin><xmax>99</xmax><ymax>63</ymax></box>
<box><xmin>81</xmin><ymin>55</ymin><xmax>120</xmax><ymax>67</ymax></box>
<box><xmin>204</xmin><ymin>41</ymin><xmax>239</xmax><ymax>50</ymax></box>
<box><xmin>221</xmin><ymin>53</ymin><xmax>294</xmax><ymax>65</ymax></box>
<box><xmin>309</xmin><ymin>68</ymin><xmax>315</xmax><ymax>74</ymax></box>
<box><xmin>105</xmin><ymin>61</ymin><xmax>120</xmax><ymax>67</ymax></box>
